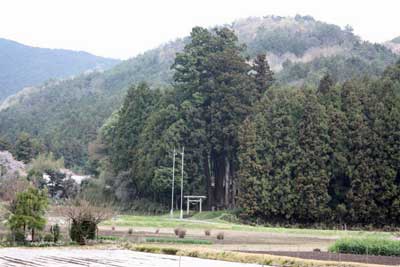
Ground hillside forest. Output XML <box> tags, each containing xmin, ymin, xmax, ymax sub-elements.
<box><xmin>0</xmin><ymin>16</ymin><xmax>400</xmax><ymax>227</ymax></box>
<box><xmin>82</xmin><ymin>27</ymin><xmax>400</xmax><ymax>226</ymax></box>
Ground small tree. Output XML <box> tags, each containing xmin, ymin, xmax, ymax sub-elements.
<box><xmin>50</xmin><ymin>224</ymin><xmax>61</xmax><ymax>243</ymax></box>
<box><xmin>7</xmin><ymin>187</ymin><xmax>48</xmax><ymax>242</ymax></box>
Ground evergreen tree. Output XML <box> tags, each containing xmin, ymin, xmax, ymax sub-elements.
<box><xmin>317</xmin><ymin>73</ymin><xmax>334</xmax><ymax>95</ymax></box>
<box><xmin>0</xmin><ymin>136</ymin><xmax>11</xmax><ymax>151</ymax></box>
<box><xmin>173</xmin><ymin>27</ymin><xmax>256</xmax><ymax>208</ymax></box>
<box><xmin>8</xmin><ymin>188</ymin><xmax>48</xmax><ymax>242</ymax></box>
<box><xmin>294</xmin><ymin>90</ymin><xmax>331</xmax><ymax>222</ymax></box>
<box><xmin>237</xmin><ymin>118</ymin><xmax>261</xmax><ymax>218</ymax></box>
<box><xmin>14</xmin><ymin>133</ymin><xmax>36</xmax><ymax>163</ymax></box>
<box><xmin>252</xmin><ymin>54</ymin><xmax>274</xmax><ymax>96</ymax></box>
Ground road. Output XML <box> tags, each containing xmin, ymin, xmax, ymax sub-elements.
<box><xmin>0</xmin><ymin>248</ymin><xmax>263</xmax><ymax>267</ymax></box>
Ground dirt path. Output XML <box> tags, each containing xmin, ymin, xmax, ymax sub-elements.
<box><xmin>0</xmin><ymin>248</ymin><xmax>263</xmax><ymax>267</ymax></box>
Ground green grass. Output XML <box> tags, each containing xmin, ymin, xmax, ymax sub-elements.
<box><xmin>97</xmin><ymin>235</ymin><xmax>121</xmax><ymax>241</ymax></box>
<box><xmin>102</xmin><ymin>211</ymin><xmax>393</xmax><ymax>238</ymax></box>
<box><xmin>329</xmin><ymin>237</ymin><xmax>400</xmax><ymax>256</ymax></box>
<box><xmin>145</xmin><ymin>237</ymin><xmax>212</xmax><ymax>245</ymax></box>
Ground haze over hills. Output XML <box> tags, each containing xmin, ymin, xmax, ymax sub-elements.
<box><xmin>0</xmin><ymin>38</ymin><xmax>120</xmax><ymax>101</ymax></box>
<box><xmin>0</xmin><ymin>15</ymin><xmax>398</xmax><ymax>167</ymax></box>
<box><xmin>385</xmin><ymin>36</ymin><xmax>400</xmax><ymax>55</ymax></box>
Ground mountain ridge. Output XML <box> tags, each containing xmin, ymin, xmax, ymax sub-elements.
<box><xmin>0</xmin><ymin>37</ymin><xmax>120</xmax><ymax>101</ymax></box>
<box><xmin>0</xmin><ymin>15</ymin><xmax>398</xmax><ymax>167</ymax></box>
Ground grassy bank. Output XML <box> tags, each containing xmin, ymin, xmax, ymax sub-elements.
<box><xmin>102</xmin><ymin>211</ymin><xmax>393</xmax><ymax>238</ymax></box>
<box><xmin>145</xmin><ymin>237</ymin><xmax>212</xmax><ymax>245</ymax></box>
<box><xmin>124</xmin><ymin>243</ymin><xmax>383</xmax><ymax>267</ymax></box>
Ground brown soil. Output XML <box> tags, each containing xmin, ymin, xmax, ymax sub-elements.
<box><xmin>238</xmin><ymin>251</ymin><xmax>400</xmax><ymax>266</ymax></box>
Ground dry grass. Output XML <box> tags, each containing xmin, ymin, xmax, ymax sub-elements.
<box><xmin>125</xmin><ymin>243</ymin><xmax>387</xmax><ymax>267</ymax></box>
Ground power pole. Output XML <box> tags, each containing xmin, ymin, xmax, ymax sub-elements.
<box><xmin>180</xmin><ymin>147</ymin><xmax>184</xmax><ymax>220</ymax></box>
<box><xmin>170</xmin><ymin>148</ymin><xmax>176</xmax><ymax>218</ymax></box>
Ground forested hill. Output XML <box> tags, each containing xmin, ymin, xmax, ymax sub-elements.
<box><xmin>0</xmin><ymin>38</ymin><xmax>119</xmax><ymax>101</ymax></box>
<box><xmin>385</xmin><ymin>36</ymin><xmax>400</xmax><ymax>55</ymax></box>
<box><xmin>0</xmin><ymin>15</ymin><xmax>398</xmax><ymax>167</ymax></box>
<box><xmin>392</xmin><ymin>36</ymin><xmax>400</xmax><ymax>44</ymax></box>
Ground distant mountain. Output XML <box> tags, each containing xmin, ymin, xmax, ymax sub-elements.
<box><xmin>392</xmin><ymin>36</ymin><xmax>400</xmax><ymax>44</ymax></box>
<box><xmin>384</xmin><ymin>36</ymin><xmax>400</xmax><ymax>55</ymax></box>
<box><xmin>0</xmin><ymin>15</ymin><xmax>398</xmax><ymax>167</ymax></box>
<box><xmin>0</xmin><ymin>38</ymin><xmax>120</xmax><ymax>101</ymax></box>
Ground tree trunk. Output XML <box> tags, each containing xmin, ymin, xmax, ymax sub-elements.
<box><xmin>224</xmin><ymin>155</ymin><xmax>230</xmax><ymax>208</ymax></box>
<box><xmin>214</xmin><ymin>153</ymin><xmax>225</xmax><ymax>209</ymax></box>
<box><xmin>204</xmin><ymin>151</ymin><xmax>214</xmax><ymax>210</ymax></box>
<box><xmin>31</xmin><ymin>228</ymin><xmax>35</xmax><ymax>242</ymax></box>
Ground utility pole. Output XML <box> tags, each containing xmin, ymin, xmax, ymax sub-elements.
<box><xmin>180</xmin><ymin>147</ymin><xmax>184</xmax><ymax>220</ymax></box>
<box><xmin>170</xmin><ymin>148</ymin><xmax>176</xmax><ymax>218</ymax></box>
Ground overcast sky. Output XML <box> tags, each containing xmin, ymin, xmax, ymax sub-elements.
<box><xmin>0</xmin><ymin>0</ymin><xmax>399</xmax><ymax>59</ymax></box>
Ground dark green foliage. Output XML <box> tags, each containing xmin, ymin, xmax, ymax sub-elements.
<box><xmin>86</xmin><ymin>26</ymin><xmax>400</xmax><ymax>226</ymax></box>
<box><xmin>237</xmin><ymin>63</ymin><xmax>400</xmax><ymax>225</ymax></box>
<box><xmin>0</xmin><ymin>136</ymin><xmax>11</xmax><ymax>151</ymax></box>
<box><xmin>237</xmin><ymin>118</ymin><xmax>261</xmax><ymax>218</ymax></box>
<box><xmin>0</xmin><ymin>38</ymin><xmax>119</xmax><ymax>101</ymax></box>
<box><xmin>329</xmin><ymin>238</ymin><xmax>400</xmax><ymax>256</ymax></box>
<box><xmin>70</xmin><ymin>219</ymin><xmax>97</xmax><ymax>245</ymax></box>
<box><xmin>252</xmin><ymin>54</ymin><xmax>274</xmax><ymax>95</ymax></box>
<box><xmin>0</xmin><ymin>16</ymin><xmax>397</xmax><ymax>170</ymax></box>
<box><xmin>94</xmin><ymin>27</ymin><xmax>260</xmax><ymax>209</ymax></box>
<box><xmin>14</xmin><ymin>132</ymin><xmax>42</xmax><ymax>163</ymax></box>
<box><xmin>7</xmin><ymin>187</ymin><xmax>48</xmax><ymax>242</ymax></box>
<box><xmin>46</xmin><ymin>169</ymin><xmax>66</xmax><ymax>198</ymax></box>
<box><xmin>1</xmin><ymin>17</ymin><xmax>399</xmax><ymax>227</ymax></box>
<box><xmin>50</xmin><ymin>224</ymin><xmax>61</xmax><ymax>243</ymax></box>
<box><xmin>172</xmin><ymin>26</ymin><xmax>257</xmax><ymax>208</ymax></box>
<box><xmin>44</xmin><ymin>169</ymin><xmax>77</xmax><ymax>199</ymax></box>
<box><xmin>44</xmin><ymin>233</ymin><xmax>54</xmax><ymax>242</ymax></box>
<box><xmin>317</xmin><ymin>73</ymin><xmax>334</xmax><ymax>94</ymax></box>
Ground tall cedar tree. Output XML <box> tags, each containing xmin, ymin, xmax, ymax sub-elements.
<box><xmin>237</xmin><ymin>118</ymin><xmax>261</xmax><ymax>218</ymax></box>
<box><xmin>252</xmin><ymin>54</ymin><xmax>274</xmax><ymax>96</ymax></box>
<box><xmin>294</xmin><ymin>90</ymin><xmax>331</xmax><ymax>222</ymax></box>
<box><xmin>172</xmin><ymin>27</ymin><xmax>256</xmax><ymax>208</ymax></box>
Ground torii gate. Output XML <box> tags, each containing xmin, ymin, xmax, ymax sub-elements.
<box><xmin>184</xmin><ymin>195</ymin><xmax>206</xmax><ymax>215</ymax></box>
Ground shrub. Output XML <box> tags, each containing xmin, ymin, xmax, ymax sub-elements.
<box><xmin>50</xmin><ymin>224</ymin><xmax>61</xmax><ymax>243</ymax></box>
<box><xmin>174</xmin><ymin>228</ymin><xmax>180</xmax><ymax>236</ymax></box>
<box><xmin>61</xmin><ymin>200</ymin><xmax>113</xmax><ymax>245</ymax></box>
<box><xmin>98</xmin><ymin>235</ymin><xmax>120</xmax><ymax>241</ymax></box>
<box><xmin>161</xmin><ymin>248</ymin><xmax>178</xmax><ymax>255</ymax></box>
<box><xmin>178</xmin><ymin>229</ymin><xmax>186</xmax><ymax>239</ymax></box>
<box><xmin>187</xmin><ymin>251</ymin><xmax>199</xmax><ymax>257</ymax></box>
<box><xmin>44</xmin><ymin>233</ymin><xmax>54</xmax><ymax>242</ymax></box>
<box><xmin>135</xmin><ymin>246</ymin><xmax>160</xmax><ymax>253</ymax></box>
<box><xmin>216</xmin><ymin>232</ymin><xmax>224</xmax><ymax>240</ymax></box>
<box><xmin>70</xmin><ymin>219</ymin><xmax>97</xmax><ymax>245</ymax></box>
<box><xmin>128</xmin><ymin>228</ymin><xmax>133</xmax><ymax>235</ymax></box>
<box><xmin>204</xmin><ymin>229</ymin><xmax>211</xmax><ymax>236</ymax></box>
<box><xmin>13</xmin><ymin>231</ymin><xmax>26</xmax><ymax>243</ymax></box>
<box><xmin>329</xmin><ymin>238</ymin><xmax>400</xmax><ymax>257</ymax></box>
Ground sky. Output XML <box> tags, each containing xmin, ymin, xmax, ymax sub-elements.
<box><xmin>0</xmin><ymin>0</ymin><xmax>399</xmax><ymax>60</ymax></box>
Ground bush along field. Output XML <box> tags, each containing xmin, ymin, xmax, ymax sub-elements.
<box><xmin>329</xmin><ymin>237</ymin><xmax>400</xmax><ymax>257</ymax></box>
